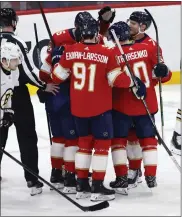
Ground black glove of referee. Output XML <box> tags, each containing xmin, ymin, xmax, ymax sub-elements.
<box><xmin>2</xmin><ymin>110</ymin><xmax>14</xmax><ymax>128</ymax></box>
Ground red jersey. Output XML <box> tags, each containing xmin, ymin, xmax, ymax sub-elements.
<box><xmin>52</xmin><ymin>43</ymin><xmax>133</xmax><ymax>117</ymax></box>
<box><xmin>39</xmin><ymin>29</ymin><xmax>76</xmax><ymax>83</ymax></box>
<box><xmin>113</xmin><ymin>41</ymin><xmax>171</xmax><ymax>116</ymax></box>
<box><xmin>39</xmin><ymin>29</ymin><xmax>106</xmax><ymax>83</ymax></box>
<box><xmin>135</xmin><ymin>34</ymin><xmax>172</xmax><ymax>84</ymax></box>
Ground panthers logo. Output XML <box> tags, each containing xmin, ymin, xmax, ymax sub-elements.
<box><xmin>0</xmin><ymin>88</ymin><xmax>13</xmax><ymax>110</ymax></box>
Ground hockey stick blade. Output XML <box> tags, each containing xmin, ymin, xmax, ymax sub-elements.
<box><xmin>0</xmin><ymin>148</ymin><xmax>110</xmax><ymax>211</ymax></box>
<box><xmin>82</xmin><ymin>201</ymin><xmax>109</xmax><ymax>212</ymax></box>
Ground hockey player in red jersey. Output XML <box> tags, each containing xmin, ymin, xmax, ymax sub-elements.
<box><xmin>108</xmin><ymin>21</ymin><xmax>171</xmax><ymax>193</ymax></box>
<box><xmin>39</xmin><ymin>12</ymin><xmax>92</xmax><ymax>193</ymax></box>
<box><xmin>51</xmin><ymin>17</ymin><xmax>142</xmax><ymax>201</ymax></box>
<box><xmin>124</xmin><ymin>11</ymin><xmax>172</xmax><ymax>188</ymax></box>
<box><xmin>39</xmin><ymin>8</ymin><xmax>116</xmax><ymax>192</ymax></box>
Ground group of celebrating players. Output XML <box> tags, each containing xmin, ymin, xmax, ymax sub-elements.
<box><xmin>1</xmin><ymin>5</ymin><xmax>180</xmax><ymax>202</ymax></box>
<box><xmin>38</xmin><ymin>6</ymin><xmax>172</xmax><ymax>202</ymax></box>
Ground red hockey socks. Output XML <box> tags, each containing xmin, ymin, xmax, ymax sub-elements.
<box><xmin>139</xmin><ymin>137</ymin><xmax>158</xmax><ymax>176</ymax></box>
<box><xmin>92</xmin><ymin>139</ymin><xmax>111</xmax><ymax>180</ymax></box>
<box><xmin>51</xmin><ymin>137</ymin><xmax>65</xmax><ymax>169</ymax></box>
<box><xmin>111</xmin><ymin>138</ymin><xmax>128</xmax><ymax>176</ymax></box>
<box><xmin>127</xmin><ymin>129</ymin><xmax>142</xmax><ymax>170</ymax></box>
<box><xmin>75</xmin><ymin>136</ymin><xmax>93</xmax><ymax>178</ymax></box>
<box><xmin>63</xmin><ymin>139</ymin><xmax>78</xmax><ymax>173</ymax></box>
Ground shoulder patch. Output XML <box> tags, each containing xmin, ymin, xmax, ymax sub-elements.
<box><xmin>0</xmin><ymin>88</ymin><xmax>13</xmax><ymax>110</ymax></box>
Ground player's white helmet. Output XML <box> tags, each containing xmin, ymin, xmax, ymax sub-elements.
<box><xmin>0</xmin><ymin>42</ymin><xmax>22</xmax><ymax>67</ymax></box>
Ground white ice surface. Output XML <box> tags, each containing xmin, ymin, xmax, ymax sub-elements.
<box><xmin>1</xmin><ymin>85</ymin><xmax>181</xmax><ymax>216</ymax></box>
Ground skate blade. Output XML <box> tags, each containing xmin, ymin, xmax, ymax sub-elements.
<box><xmin>90</xmin><ymin>193</ymin><xmax>115</xmax><ymax>202</ymax></box>
<box><xmin>30</xmin><ymin>187</ymin><xmax>42</xmax><ymax>196</ymax></box>
<box><xmin>171</xmin><ymin>148</ymin><xmax>181</xmax><ymax>156</ymax></box>
<box><xmin>149</xmin><ymin>185</ymin><xmax>158</xmax><ymax>194</ymax></box>
<box><xmin>128</xmin><ymin>183</ymin><xmax>138</xmax><ymax>189</ymax></box>
<box><xmin>88</xmin><ymin>177</ymin><xmax>92</xmax><ymax>186</ymax></box>
<box><xmin>76</xmin><ymin>191</ymin><xmax>91</xmax><ymax>199</ymax></box>
<box><xmin>137</xmin><ymin>177</ymin><xmax>142</xmax><ymax>183</ymax></box>
<box><xmin>62</xmin><ymin>187</ymin><xmax>76</xmax><ymax>194</ymax></box>
<box><xmin>115</xmin><ymin>188</ymin><xmax>128</xmax><ymax>195</ymax></box>
<box><xmin>50</xmin><ymin>182</ymin><xmax>64</xmax><ymax>190</ymax></box>
<box><xmin>147</xmin><ymin>183</ymin><xmax>157</xmax><ymax>189</ymax></box>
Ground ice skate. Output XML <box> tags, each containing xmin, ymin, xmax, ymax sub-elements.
<box><xmin>76</xmin><ymin>178</ymin><xmax>91</xmax><ymax>199</ymax></box>
<box><xmin>50</xmin><ymin>168</ymin><xmax>64</xmax><ymax>190</ymax></box>
<box><xmin>62</xmin><ymin>172</ymin><xmax>76</xmax><ymax>194</ymax></box>
<box><xmin>27</xmin><ymin>180</ymin><xmax>43</xmax><ymax>196</ymax></box>
<box><xmin>110</xmin><ymin>175</ymin><xmax>128</xmax><ymax>195</ymax></box>
<box><xmin>91</xmin><ymin>180</ymin><xmax>115</xmax><ymax>201</ymax></box>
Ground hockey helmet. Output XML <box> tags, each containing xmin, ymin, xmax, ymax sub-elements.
<box><xmin>74</xmin><ymin>11</ymin><xmax>93</xmax><ymax>27</ymax></box>
<box><xmin>0</xmin><ymin>8</ymin><xmax>19</xmax><ymax>30</ymax></box>
<box><xmin>1</xmin><ymin>42</ymin><xmax>22</xmax><ymax>66</ymax></box>
<box><xmin>79</xmin><ymin>17</ymin><xmax>99</xmax><ymax>39</ymax></box>
<box><xmin>108</xmin><ymin>21</ymin><xmax>130</xmax><ymax>42</ymax></box>
<box><xmin>129</xmin><ymin>11</ymin><xmax>151</xmax><ymax>29</ymax></box>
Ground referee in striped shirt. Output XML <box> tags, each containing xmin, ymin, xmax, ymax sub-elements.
<box><xmin>0</xmin><ymin>8</ymin><xmax>59</xmax><ymax>195</ymax></box>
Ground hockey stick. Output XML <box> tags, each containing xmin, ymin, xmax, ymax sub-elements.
<box><xmin>33</xmin><ymin>22</ymin><xmax>52</xmax><ymax>146</ymax></box>
<box><xmin>34</xmin><ymin>23</ymin><xmax>42</xmax><ymax>69</ymax></box>
<box><xmin>0</xmin><ymin>148</ymin><xmax>109</xmax><ymax>212</ymax></box>
<box><xmin>144</xmin><ymin>9</ymin><xmax>164</xmax><ymax>140</ymax></box>
<box><xmin>38</xmin><ymin>2</ymin><xmax>55</xmax><ymax>46</ymax></box>
<box><xmin>111</xmin><ymin>29</ymin><xmax>181</xmax><ymax>172</ymax></box>
<box><xmin>37</xmin><ymin>3</ymin><xmax>57</xmax><ymax>146</ymax></box>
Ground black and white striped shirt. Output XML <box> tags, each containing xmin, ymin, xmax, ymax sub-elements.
<box><xmin>0</xmin><ymin>32</ymin><xmax>45</xmax><ymax>88</ymax></box>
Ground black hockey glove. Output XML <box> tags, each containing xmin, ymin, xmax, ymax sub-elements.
<box><xmin>2</xmin><ymin>110</ymin><xmax>14</xmax><ymax>128</ymax></box>
<box><xmin>37</xmin><ymin>88</ymin><xmax>56</xmax><ymax>103</ymax></box>
<box><xmin>131</xmin><ymin>77</ymin><xmax>147</xmax><ymax>100</ymax></box>
<box><xmin>153</xmin><ymin>63</ymin><xmax>169</xmax><ymax>78</ymax></box>
<box><xmin>51</xmin><ymin>46</ymin><xmax>65</xmax><ymax>66</ymax></box>
<box><xmin>98</xmin><ymin>6</ymin><xmax>116</xmax><ymax>24</ymax></box>
<box><xmin>37</xmin><ymin>88</ymin><xmax>48</xmax><ymax>103</ymax></box>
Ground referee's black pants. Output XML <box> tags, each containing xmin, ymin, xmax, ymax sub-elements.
<box><xmin>0</xmin><ymin>85</ymin><xmax>39</xmax><ymax>183</ymax></box>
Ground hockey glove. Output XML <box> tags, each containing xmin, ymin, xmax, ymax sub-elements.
<box><xmin>2</xmin><ymin>110</ymin><xmax>14</xmax><ymax>128</ymax></box>
<box><xmin>98</xmin><ymin>6</ymin><xmax>116</xmax><ymax>24</ymax></box>
<box><xmin>51</xmin><ymin>46</ymin><xmax>65</xmax><ymax>66</ymax></box>
<box><xmin>153</xmin><ymin>63</ymin><xmax>169</xmax><ymax>78</ymax></box>
<box><xmin>132</xmin><ymin>77</ymin><xmax>147</xmax><ymax>100</ymax></box>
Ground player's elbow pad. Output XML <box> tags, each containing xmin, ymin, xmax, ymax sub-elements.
<box><xmin>113</xmin><ymin>73</ymin><xmax>134</xmax><ymax>88</ymax></box>
<box><xmin>51</xmin><ymin>73</ymin><xmax>62</xmax><ymax>84</ymax></box>
<box><xmin>52</xmin><ymin>64</ymin><xmax>69</xmax><ymax>84</ymax></box>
